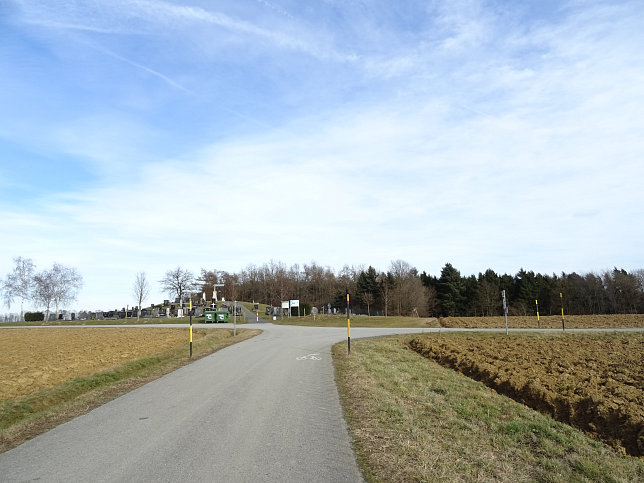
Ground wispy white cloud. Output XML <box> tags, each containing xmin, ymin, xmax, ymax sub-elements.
<box><xmin>254</xmin><ymin>0</ymin><xmax>294</xmax><ymax>20</ymax></box>
<box><xmin>15</xmin><ymin>0</ymin><xmax>358</xmax><ymax>63</ymax></box>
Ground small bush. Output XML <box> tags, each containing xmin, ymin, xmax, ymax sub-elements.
<box><xmin>24</xmin><ymin>312</ymin><xmax>45</xmax><ymax>322</ymax></box>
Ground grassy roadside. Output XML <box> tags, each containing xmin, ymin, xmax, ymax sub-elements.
<box><xmin>0</xmin><ymin>328</ymin><xmax>260</xmax><ymax>453</ymax></box>
<box><xmin>236</xmin><ymin>302</ymin><xmax>439</xmax><ymax>327</ymax></box>
<box><xmin>333</xmin><ymin>335</ymin><xmax>644</xmax><ymax>482</ymax></box>
<box><xmin>271</xmin><ymin>314</ymin><xmax>439</xmax><ymax>328</ymax></box>
<box><xmin>6</xmin><ymin>312</ymin><xmax>641</xmax><ymax>329</ymax></box>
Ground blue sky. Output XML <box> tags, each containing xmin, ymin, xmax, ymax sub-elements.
<box><xmin>1</xmin><ymin>0</ymin><xmax>643</xmax><ymax>311</ymax></box>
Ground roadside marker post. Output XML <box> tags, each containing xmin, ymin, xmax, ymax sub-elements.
<box><xmin>347</xmin><ymin>292</ymin><xmax>351</xmax><ymax>354</ymax></box>
<box><xmin>189</xmin><ymin>299</ymin><xmax>193</xmax><ymax>358</ymax></box>
<box><xmin>560</xmin><ymin>293</ymin><xmax>565</xmax><ymax>331</ymax></box>
<box><xmin>501</xmin><ymin>290</ymin><xmax>509</xmax><ymax>335</ymax></box>
<box><xmin>233</xmin><ymin>300</ymin><xmax>237</xmax><ymax>337</ymax></box>
<box><xmin>535</xmin><ymin>299</ymin><xmax>540</xmax><ymax>329</ymax></box>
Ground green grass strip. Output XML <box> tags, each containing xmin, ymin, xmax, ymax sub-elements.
<box><xmin>333</xmin><ymin>335</ymin><xmax>644</xmax><ymax>482</ymax></box>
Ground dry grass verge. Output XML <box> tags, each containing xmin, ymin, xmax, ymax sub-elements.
<box><xmin>271</xmin><ymin>314</ymin><xmax>439</xmax><ymax>328</ymax></box>
<box><xmin>333</xmin><ymin>335</ymin><xmax>644</xmax><ymax>482</ymax></box>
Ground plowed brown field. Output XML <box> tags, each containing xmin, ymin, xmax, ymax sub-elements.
<box><xmin>408</xmin><ymin>332</ymin><xmax>644</xmax><ymax>457</ymax></box>
<box><xmin>438</xmin><ymin>313</ymin><xmax>644</xmax><ymax>328</ymax></box>
<box><xmin>0</xmin><ymin>328</ymin><xmax>202</xmax><ymax>402</ymax></box>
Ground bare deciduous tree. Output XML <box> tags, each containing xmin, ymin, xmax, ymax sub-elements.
<box><xmin>222</xmin><ymin>272</ymin><xmax>240</xmax><ymax>302</ymax></box>
<box><xmin>388</xmin><ymin>260</ymin><xmax>427</xmax><ymax>316</ymax></box>
<box><xmin>32</xmin><ymin>263</ymin><xmax>82</xmax><ymax>321</ymax></box>
<box><xmin>2</xmin><ymin>256</ymin><xmax>35</xmax><ymax>321</ymax></box>
<box><xmin>33</xmin><ymin>269</ymin><xmax>55</xmax><ymax>322</ymax></box>
<box><xmin>362</xmin><ymin>292</ymin><xmax>374</xmax><ymax>317</ymax></box>
<box><xmin>263</xmin><ymin>260</ymin><xmax>290</xmax><ymax>307</ymax></box>
<box><xmin>198</xmin><ymin>269</ymin><xmax>220</xmax><ymax>301</ymax></box>
<box><xmin>632</xmin><ymin>269</ymin><xmax>644</xmax><ymax>292</ymax></box>
<box><xmin>378</xmin><ymin>272</ymin><xmax>393</xmax><ymax>317</ymax></box>
<box><xmin>133</xmin><ymin>272</ymin><xmax>150</xmax><ymax>321</ymax></box>
<box><xmin>161</xmin><ymin>267</ymin><xmax>197</xmax><ymax>306</ymax></box>
<box><xmin>52</xmin><ymin>264</ymin><xmax>83</xmax><ymax>318</ymax></box>
<box><xmin>389</xmin><ymin>259</ymin><xmax>412</xmax><ymax>316</ymax></box>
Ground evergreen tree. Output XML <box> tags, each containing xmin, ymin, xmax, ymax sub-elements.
<box><xmin>332</xmin><ymin>289</ymin><xmax>347</xmax><ymax>312</ymax></box>
<box><xmin>476</xmin><ymin>269</ymin><xmax>501</xmax><ymax>316</ymax></box>
<box><xmin>356</xmin><ymin>266</ymin><xmax>379</xmax><ymax>314</ymax></box>
<box><xmin>463</xmin><ymin>275</ymin><xmax>478</xmax><ymax>316</ymax></box>
<box><xmin>437</xmin><ymin>263</ymin><xmax>466</xmax><ymax>317</ymax></box>
<box><xmin>515</xmin><ymin>269</ymin><xmax>538</xmax><ymax>315</ymax></box>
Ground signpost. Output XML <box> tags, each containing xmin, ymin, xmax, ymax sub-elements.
<box><xmin>560</xmin><ymin>292</ymin><xmax>565</xmax><ymax>331</ymax></box>
<box><xmin>290</xmin><ymin>299</ymin><xmax>300</xmax><ymax>317</ymax></box>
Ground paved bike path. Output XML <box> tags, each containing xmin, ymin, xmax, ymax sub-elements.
<box><xmin>0</xmin><ymin>321</ymin><xmax>429</xmax><ymax>482</ymax></box>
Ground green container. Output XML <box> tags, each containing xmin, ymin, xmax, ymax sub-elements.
<box><xmin>204</xmin><ymin>310</ymin><xmax>216</xmax><ymax>323</ymax></box>
<box><xmin>215</xmin><ymin>310</ymin><xmax>230</xmax><ymax>323</ymax></box>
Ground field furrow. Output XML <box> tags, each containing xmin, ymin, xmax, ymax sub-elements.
<box><xmin>408</xmin><ymin>333</ymin><xmax>644</xmax><ymax>456</ymax></box>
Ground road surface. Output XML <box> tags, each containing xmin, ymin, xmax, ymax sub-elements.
<box><xmin>0</xmin><ymin>318</ymin><xmax>431</xmax><ymax>482</ymax></box>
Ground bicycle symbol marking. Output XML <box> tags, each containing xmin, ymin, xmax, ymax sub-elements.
<box><xmin>296</xmin><ymin>353</ymin><xmax>322</xmax><ymax>361</ymax></box>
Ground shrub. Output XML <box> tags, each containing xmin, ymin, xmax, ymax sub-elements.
<box><xmin>24</xmin><ymin>312</ymin><xmax>45</xmax><ymax>322</ymax></box>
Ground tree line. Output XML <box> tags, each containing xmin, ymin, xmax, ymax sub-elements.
<box><xmin>161</xmin><ymin>261</ymin><xmax>644</xmax><ymax>318</ymax></box>
<box><xmin>4</xmin><ymin>256</ymin><xmax>642</xmax><ymax>321</ymax></box>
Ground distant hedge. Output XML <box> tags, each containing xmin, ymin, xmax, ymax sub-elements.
<box><xmin>24</xmin><ymin>312</ymin><xmax>45</xmax><ymax>322</ymax></box>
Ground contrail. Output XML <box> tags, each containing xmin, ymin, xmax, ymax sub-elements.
<box><xmin>92</xmin><ymin>44</ymin><xmax>192</xmax><ymax>94</ymax></box>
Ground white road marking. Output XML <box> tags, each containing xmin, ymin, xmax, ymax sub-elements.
<box><xmin>296</xmin><ymin>353</ymin><xmax>321</xmax><ymax>361</ymax></box>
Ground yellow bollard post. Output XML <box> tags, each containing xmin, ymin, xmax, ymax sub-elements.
<box><xmin>189</xmin><ymin>299</ymin><xmax>193</xmax><ymax>358</ymax></box>
<box><xmin>535</xmin><ymin>299</ymin><xmax>540</xmax><ymax>329</ymax></box>
<box><xmin>347</xmin><ymin>292</ymin><xmax>351</xmax><ymax>354</ymax></box>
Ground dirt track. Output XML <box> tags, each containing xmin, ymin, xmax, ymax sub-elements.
<box><xmin>408</xmin><ymin>332</ymin><xmax>644</xmax><ymax>456</ymax></box>
<box><xmin>0</xmin><ymin>328</ymin><xmax>199</xmax><ymax>401</ymax></box>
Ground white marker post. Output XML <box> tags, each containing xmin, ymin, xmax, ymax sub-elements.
<box><xmin>501</xmin><ymin>290</ymin><xmax>509</xmax><ymax>336</ymax></box>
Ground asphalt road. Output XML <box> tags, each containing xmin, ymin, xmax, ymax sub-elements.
<box><xmin>0</xmin><ymin>317</ymin><xmax>431</xmax><ymax>483</ymax></box>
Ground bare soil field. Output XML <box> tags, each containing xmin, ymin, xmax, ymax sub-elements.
<box><xmin>408</xmin><ymin>332</ymin><xmax>644</xmax><ymax>456</ymax></box>
<box><xmin>438</xmin><ymin>313</ymin><xmax>644</xmax><ymax>329</ymax></box>
<box><xmin>0</xmin><ymin>328</ymin><xmax>202</xmax><ymax>402</ymax></box>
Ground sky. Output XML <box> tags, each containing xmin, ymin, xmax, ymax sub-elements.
<box><xmin>1</xmin><ymin>0</ymin><xmax>643</xmax><ymax>312</ymax></box>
